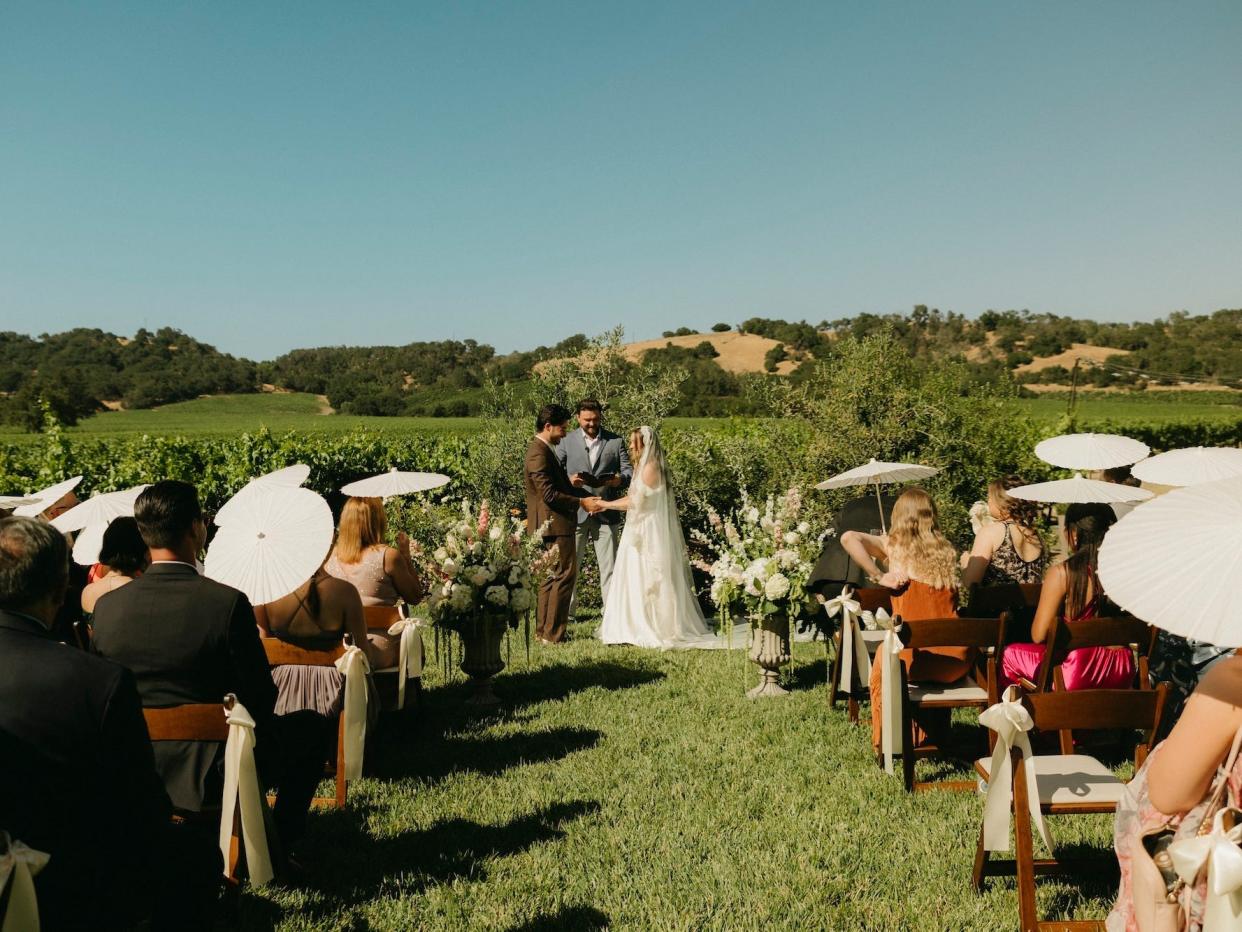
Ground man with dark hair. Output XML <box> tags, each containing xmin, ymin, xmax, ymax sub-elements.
<box><xmin>556</xmin><ymin>399</ymin><xmax>632</xmax><ymax>618</ymax></box>
<box><xmin>525</xmin><ymin>404</ymin><xmax>604</xmax><ymax>642</ymax></box>
<box><xmin>92</xmin><ymin>480</ymin><xmax>325</xmax><ymax>862</ymax></box>
<box><xmin>0</xmin><ymin>516</ymin><xmax>171</xmax><ymax>930</ymax></box>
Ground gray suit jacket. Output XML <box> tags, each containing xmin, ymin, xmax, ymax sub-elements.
<box><xmin>556</xmin><ymin>427</ymin><xmax>632</xmax><ymax>525</ymax></box>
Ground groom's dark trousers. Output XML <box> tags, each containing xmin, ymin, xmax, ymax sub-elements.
<box><xmin>524</xmin><ymin>437</ymin><xmax>588</xmax><ymax>642</ymax></box>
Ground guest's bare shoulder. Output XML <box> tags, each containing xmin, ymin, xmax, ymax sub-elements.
<box><xmin>1196</xmin><ymin>654</ymin><xmax>1242</xmax><ymax>711</ymax></box>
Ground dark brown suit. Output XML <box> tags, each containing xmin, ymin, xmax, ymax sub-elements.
<box><xmin>524</xmin><ymin>437</ymin><xmax>588</xmax><ymax>641</ymax></box>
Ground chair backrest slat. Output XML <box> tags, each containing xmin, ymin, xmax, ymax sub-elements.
<box><xmin>143</xmin><ymin>701</ymin><xmax>230</xmax><ymax>743</ymax></box>
<box><xmin>963</xmin><ymin>583</ymin><xmax>1042</xmax><ymax>619</ymax></box>
<box><xmin>363</xmin><ymin>604</ymin><xmax>401</xmax><ymax>631</ymax></box>
<box><xmin>853</xmin><ymin>587</ymin><xmax>892</xmax><ymax>615</ymax></box>
<box><xmin>1024</xmin><ymin>684</ymin><xmax>1167</xmax><ymax>734</ymax></box>
<box><xmin>1051</xmin><ymin>615</ymin><xmax>1150</xmax><ymax>652</ymax></box>
<box><xmin>897</xmin><ymin>615</ymin><xmax>1006</xmax><ymax>651</ymax></box>
<box><xmin>261</xmin><ymin>636</ymin><xmax>346</xmax><ymax>667</ymax></box>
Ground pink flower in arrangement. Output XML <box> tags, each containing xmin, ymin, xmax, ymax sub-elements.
<box><xmin>692</xmin><ymin>560</ymin><xmax>714</xmax><ymax>574</ymax></box>
<box><xmin>478</xmin><ymin>500</ymin><xmax>491</xmax><ymax>536</ymax></box>
<box><xmin>708</xmin><ymin>510</ymin><xmax>722</xmax><ymax>528</ymax></box>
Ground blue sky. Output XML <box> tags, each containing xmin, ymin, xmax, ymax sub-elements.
<box><xmin>1</xmin><ymin>1</ymin><xmax>1239</xmax><ymax>360</ymax></box>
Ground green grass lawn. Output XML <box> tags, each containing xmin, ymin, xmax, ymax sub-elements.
<box><xmin>242</xmin><ymin>619</ymin><xmax>1122</xmax><ymax>930</ymax></box>
<box><xmin>1021</xmin><ymin>391</ymin><xmax>1242</xmax><ymax>426</ymax></box>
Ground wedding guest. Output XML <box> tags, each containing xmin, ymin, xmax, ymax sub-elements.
<box><xmin>1108</xmin><ymin>653</ymin><xmax>1242</xmax><ymax>929</ymax></box>
<box><xmin>0</xmin><ymin>516</ymin><xmax>170</xmax><ymax>930</ymax></box>
<box><xmin>960</xmin><ymin>476</ymin><xmax>1045</xmax><ymax>590</ymax></box>
<box><xmin>840</xmin><ymin>487</ymin><xmax>970</xmax><ymax>754</ymax></box>
<box><xmin>81</xmin><ymin>516</ymin><xmax>149</xmax><ymax>613</ymax></box>
<box><xmin>556</xmin><ymin>398</ymin><xmax>632</xmax><ymax>620</ymax></box>
<box><xmin>998</xmin><ymin>503</ymin><xmax>1134</xmax><ymax>690</ymax></box>
<box><xmin>325</xmin><ymin>496</ymin><xmax>425</xmax><ymax>667</ymax></box>
<box><xmin>808</xmin><ymin>491</ymin><xmax>896</xmax><ymax>603</ymax></box>
<box><xmin>1094</xmin><ymin>465</ymin><xmax>1142</xmax><ymax>521</ymax></box>
<box><xmin>259</xmin><ymin>567</ymin><xmax>378</xmax><ymax>723</ymax></box>
<box><xmin>91</xmin><ymin>480</ymin><xmax>326</xmax><ymax>859</ymax></box>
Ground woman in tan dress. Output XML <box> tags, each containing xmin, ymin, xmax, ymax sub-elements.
<box><xmin>840</xmin><ymin>487</ymin><xmax>970</xmax><ymax>753</ymax></box>
<box><xmin>324</xmin><ymin>496</ymin><xmax>425</xmax><ymax>668</ymax></box>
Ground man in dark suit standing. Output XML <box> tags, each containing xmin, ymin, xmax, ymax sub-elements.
<box><xmin>0</xmin><ymin>516</ymin><xmax>170</xmax><ymax>930</ymax></box>
<box><xmin>92</xmin><ymin>480</ymin><xmax>325</xmax><ymax>860</ymax></box>
<box><xmin>556</xmin><ymin>399</ymin><xmax>632</xmax><ymax>619</ymax></box>
<box><xmin>524</xmin><ymin>404</ymin><xmax>603</xmax><ymax>643</ymax></box>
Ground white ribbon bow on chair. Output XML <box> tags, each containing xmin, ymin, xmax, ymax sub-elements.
<box><xmin>1169</xmin><ymin>807</ymin><xmax>1242</xmax><ymax>931</ymax></box>
<box><xmin>386</xmin><ymin>617</ymin><xmax>425</xmax><ymax>710</ymax></box>
<box><xmin>876</xmin><ymin>612</ymin><xmax>904</xmax><ymax>775</ymax></box>
<box><xmin>0</xmin><ymin>835</ymin><xmax>49</xmax><ymax>932</ymax></box>
<box><xmin>978</xmin><ymin>686</ymin><xmax>1052</xmax><ymax>854</ymax></box>
<box><xmin>861</xmin><ymin>607</ymin><xmax>891</xmax><ymax>632</ymax></box>
<box><xmin>824</xmin><ymin>588</ymin><xmax>870</xmax><ymax>691</ymax></box>
<box><xmin>334</xmin><ymin>644</ymin><xmax>371</xmax><ymax>781</ymax></box>
<box><xmin>220</xmin><ymin>701</ymin><xmax>274</xmax><ymax>887</ymax></box>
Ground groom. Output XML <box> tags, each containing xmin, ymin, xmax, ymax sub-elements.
<box><xmin>524</xmin><ymin>404</ymin><xmax>604</xmax><ymax>644</ymax></box>
<box><xmin>556</xmin><ymin>399</ymin><xmax>631</xmax><ymax>619</ymax></box>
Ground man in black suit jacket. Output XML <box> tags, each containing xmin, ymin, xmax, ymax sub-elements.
<box><xmin>0</xmin><ymin>517</ymin><xmax>170</xmax><ymax>930</ymax></box>
<box><xmin>808</xmin><ymin>492</ymin><xmax>897</xmax><ymax>601</ymax></box>
<box><xmin>91</xmin><ymin>480</ymin><xmax>325</xmax><ymax>856</ymax></box>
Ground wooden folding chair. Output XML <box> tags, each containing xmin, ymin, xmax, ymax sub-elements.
<box><xmin>363</xmin><ymin>604</ymin><xmax>423</xmax><ymax>711</ymax></box>
<box><xmin>259</xmin><ymin>637</ymin><xmax>350</xmax><ymax>809</ymax></box>
<box><xmin>143</xmin><ymin>695</ymin><xmax>241</xmax><ymax>885</ymax></box>
<box><xmin>894</xmin><ymin>615</ymin><xmax>1006</xmax><ymax>793</ymax></box>
<box><xmin>1027</xmin><ymin>616</ymin><xmax>1155</xmax><ymax>694</ymax></box>
<box><xmin>971</xmin><ymin>685</ymin><xmax>1168</xmax><ymax>932</ymax></box>
<box><xmin>827</xmin><ymin>587</ymin><xmax>892</xmax><ymax>724</ymax></box>
<box><xmin>72</xmin><ymin>619</ymin><xmax>92</xmax><ymax>652</ymax></box>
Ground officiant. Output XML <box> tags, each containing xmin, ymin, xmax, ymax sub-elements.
<box><xmin>556</xmin><ymin>399</ymin><xmax>633</xmax><ymax>620</ymax></box>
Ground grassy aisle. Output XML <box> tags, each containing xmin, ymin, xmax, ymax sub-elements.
<box><xmin>247</xmin><ymin>619</ymin><xmax>1121</xmax><ymax>930</ymax></box>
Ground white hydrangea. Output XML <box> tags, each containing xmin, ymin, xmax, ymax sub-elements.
<box><xmin>466</xmin><ymin>565</ymin><xmax>492</xmax><ymax>587</ymax></box>
<box><xmin>783</xmin><ymin>531</ymin><xmax>800</xmax><ymax>545</ymax></box>
<box><xmin>484</xmin><ymin>585</ymin><xmax>509</xmax><ymax>607</ymax></box>
<box><xmin>797</xmin><ymin>522</ymin><xmax>810</xmax><ymax>535</ymax></box>
<box><xmin>433</xmin><ymin>547</ymin><xmax>449</xmax><ymax>563</ymax></box>
<box><xmin>443</xmin><ymin>558</ymin><xmax>460</xmax><ymax>578</ymax></box>
<box><xmin>489</xmin><ymin>525</ymin><xmax>504</xmax><ymax>541</ymax></box>
<box><xmin>509</xmin><ymin>587</ymin><xmax>533</xmax><ymax>612</ymax></box>
<box><xmin>764</xmin><ymin>573</ymin><xmax>791</xmax><ymax>600</ymax></box>
<box><xmin>450</xmin><ymin>583</ymin><xmax>474</xmax><ymax>611</ymax></box>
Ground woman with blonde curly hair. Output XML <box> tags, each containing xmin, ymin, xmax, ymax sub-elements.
<box><xmin>841</xmin><ymin>487</ymin><xmax>971</xmax><ymax>754</ymax></box>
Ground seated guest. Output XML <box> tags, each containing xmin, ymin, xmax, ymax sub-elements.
<box><xmin>1109</xmin><ymin>653</ymin><xmax>1242</xmax><ymax>929</ymax></box>
<box><xmin>961</xmin><ymin>476</ymin><xmax>1045</xmax><ymax>589</ymax></box>
<box><xmin>807</xmin><ymin>491</ymin><xmax>896</xmax><ymax>605</ymax></box>
<box><xmin>325</xmin><ymin>496</ymin><xmax>425</xmax><ymax>667</ymax></box>
<box><xmin>999</xmin><ymin>503</ymin><xmax>1134</xmax><ymax>690</ymax></box>
<box><xmin>0</xmin><ymin>517</ymin><xmax>170</xmax><ymax>930</ymax></box>
<box><xmin>91</xmin><ymin>480</ymin><xmax>327</xmax><ymax>860</ymax></box>
<box><xmin>81</xmin><ymin>516</ymin><xmax>149</xmax><ymax>613</ymax></box>
<box><xmin>841</xmin><ymin>487</ymin><xmax>971</xmax><ymax>754</ymax></box>
<box><xmin>260</xmin><ymin>566</ymin><xmax>378</xmax><ymax>721</ymax></box>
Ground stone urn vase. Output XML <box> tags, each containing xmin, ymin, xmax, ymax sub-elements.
<box><xmin>747</xmin><ymin>612</ymin><xmax>791</xmax><ymax>699</ymax></box>
<box><xmin>458</xmin><ymin>612</ymin><xmax>510</xmax><ymax>706</ymax></box>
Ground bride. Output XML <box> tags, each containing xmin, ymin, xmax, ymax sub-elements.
<box><xmin>596</xmin><ymin>426</ymin><xmax>721</xmax><ymax>649</ymax></box>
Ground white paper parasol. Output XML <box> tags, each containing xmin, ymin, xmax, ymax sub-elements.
<box><xmin>1035</xmin><ymin>433</ymin><xmax>1149</xmax><ymax>471</ymax></box>
<box><xmin>0</xmin><ymin>495</ymin><xmax>39</xmax><ymax>509</ymax></box>
<box><xmin>50</xmin><ymin>485</ymin><xmax>148</xmax><ymax>534</ymax></box>
<box><xmin>1098</xmin><ymin>477</ymin><xmax>1242</xmax><ymax>644</ymax></box>
<box><xmin>214</xmin><ymin>464</ymin><xmax>312</xmax><ymax>526</ymax></box>
<box><xmin>72</xmin><ymin>522</ymin><xmax>116</xmax><ymax>566</ymax></box>
<box><xmin>204</xmin><ymin>486</ymin><xmax>334</xmax><ymax>604</ymax></box>
<box><xmin>340</xmin><ymin>468</ymin><xmax>450</xmax><ymax>499</ymax></box>
<box><xmin>1130</xmin><ymin>447</ymin><xmax>1242</xmax><ymax>487</ymax></box>
<box><xmin>1008</xmin><ymin>474</ymin><xmax>1154</xmax><ymax>504</ymax></box>
<box><xmin>13</xmin><ymin>476</ymin><xmax>83</xmax><ymax>518</ymax></box>
<box><xmin>814</xmin><ymin>459</ymin><xmax>939</xmax><ymax>533</ymax></box>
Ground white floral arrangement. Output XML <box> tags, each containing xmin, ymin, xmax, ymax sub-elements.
<box><xmin>419</xmin><ymin>499</ymin><xmax>557</xmax><ymax>634</ymax></box>
<box><xmin>691</xmin><ymin>486</ymin><xmax>818</xmax><ymax>624</ymax></box>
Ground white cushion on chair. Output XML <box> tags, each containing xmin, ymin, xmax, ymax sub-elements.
<box><xmin>976</xmin><ymin>754</ymin><xmax>1125</xmax><ymax>805</ymax></box>
<box><xmin>908</xmin><ymin>677</ymin><xmax>988</xmax><ymax>703</ymax></box>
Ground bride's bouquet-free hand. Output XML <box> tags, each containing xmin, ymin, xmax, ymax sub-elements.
<box><xmin>418</xmin><ymin>499</ymin><xmax>558</xmax><ymax>636</ymax></box>
<box><xmin>692</xmin><ymin>486</ymin><xmax>819</xmax><ymax>626</ymax></box>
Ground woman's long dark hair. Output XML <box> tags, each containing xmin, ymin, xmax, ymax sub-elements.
<box><xmin>99</xmin><ymin>516</ymin><xmax>149</xmax><ymax>575</ymax></box>
<box><xmin>1062</xmin><ymin>503</ymin><xmax>1117</xmax><ymax>619</ymax></box>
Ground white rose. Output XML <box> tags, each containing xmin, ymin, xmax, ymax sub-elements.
<box><xmin>466</xmin><ymin>566</ymin><xmax>491</xmax><ymax>587</ymax></box>
<box><xmin>764</xmin><ymin>573</ymin><xmax>791</xmax><ymax>600</ymax></box>
<box><xmin>484</xmin><ymin>585</ymin><xmax>509</xmax><ymax>607</ymax></box>
<box><xmin>797</xmin><ymin>522</ymin><xmax>810</xmax><ymax>535</ymax></box>
<box><xmin>489</xmin><ymin>526</ymin><xmax>504</xmax><ymax>541</ymax></box>
<box><xmin>783</xmin><ymin>531</ymin><xmax>800</xmax><ymax>545</ymax></box>
<box><xmin>510</xmin><ymin>587</ymin><xmax>533</xmax><ymax>612</ymax></box>
<box><xmin>443</xmin><ymin>558</ymin><xmax>459</xmax><ymax>577</ymax></box>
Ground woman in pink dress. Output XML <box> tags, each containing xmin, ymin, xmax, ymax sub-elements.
<box><xmin>1000</xmin><ymin>502</ymin><xmax>1134</xmax><ymax>691</ymax></box>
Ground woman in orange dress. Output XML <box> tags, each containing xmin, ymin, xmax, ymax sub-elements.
<box><xmin>841</xmin><ymin>487</ymin><xmax>970</xmax><ymax>753</ymax></box>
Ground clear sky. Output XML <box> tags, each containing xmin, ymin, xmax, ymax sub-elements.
<box><xmin>2</xmin><ymin>1</ymin><xmax>1239</xmax><ymax>360</ymax></box>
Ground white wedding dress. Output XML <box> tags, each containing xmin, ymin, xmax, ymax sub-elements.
<box><xmin>597</xmin><ymin>427</ymin><xmax>729</xmax><ymax>649</ymax></box>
